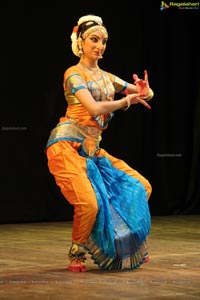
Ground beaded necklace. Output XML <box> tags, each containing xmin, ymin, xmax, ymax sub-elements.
<box><xmin>77</xmin><ymin>61</ymin><xmax>114</xmax><ymax>129</ymax></box>
<box><xmin>78</xmin><ymin>62</ymin><xmax>111</xmax><ymax>101</ymax></box>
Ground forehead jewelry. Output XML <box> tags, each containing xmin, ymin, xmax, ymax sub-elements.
<box><xmin>82</xmin><ymin>25</ymin><xmax>108</xmax><ymax>40</ymax></box>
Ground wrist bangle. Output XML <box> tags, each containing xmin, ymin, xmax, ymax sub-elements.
<box><xmin>121</xmin><ymin>97</ymin><xmax>130</xmax><ymax>111</ymax></box>
<box><xmin>143</xmin><ymin>89</ymin><xmax>154</xmax><ymax>101</ymax></box>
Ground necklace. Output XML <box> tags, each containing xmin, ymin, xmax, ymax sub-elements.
<box><xmin>78</xmin><ymin>62</ymin><xmax>110</xmax><ymax>101</ymax></box>
<box><xmin>77</xmin><ymin>61</ymin><xmax>114</xmax><ymax>129</ymax></box>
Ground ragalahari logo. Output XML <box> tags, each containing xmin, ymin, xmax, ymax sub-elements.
<box><xmin>160</xmin><ymin>1</ymin><xmax>199</xmax><ymax>10</ymax></box>
<box><xmin>160</xmin><ymin>1</ymin><xmax>170</xmax><ymax>10</ymax></box>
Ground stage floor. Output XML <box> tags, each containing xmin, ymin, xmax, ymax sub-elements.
<box><xmin>0</xmin><ymin>215</ymin><xmax>199</xmax><ymax>300</ymax></box>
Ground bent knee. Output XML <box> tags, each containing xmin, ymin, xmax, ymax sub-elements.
<box><xmin>78</xmin><ymin>199</ymin><xmax>98</xmax><ymax>219</ymax></box>
<box><xmin>86</xmin><ymin>201</ymin><xmax>98</xmax><ymax>217</ymax></box>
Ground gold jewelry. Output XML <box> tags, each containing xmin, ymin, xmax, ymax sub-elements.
<box><xmin>78</xmin><ymin>48</ymin><xmax>83</xmax><ymax>55</ymax></box>
<box><xmin>78</xmin><ymin>62</ymin><xmax>110</xmax><ymax>101</ymax></box>
<box><xmin>142</xmin><ymin>89</ymin><xmax>154</xmax><ymax>101</ymax></box>
<box><xmin>121</xmin><ymin>97</ymin><xmax>130</xmax><ymax>111</ymax></box>
<box><xmin>82</xmin><ymin>25</ymin><xmax>108</xmax><ymax>40</ymax></box>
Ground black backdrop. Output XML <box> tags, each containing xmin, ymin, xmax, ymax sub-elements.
<box><xmin>1</xmin><ymin>2</ymin><xmax>199</xmax><ymax>223</ymax></box>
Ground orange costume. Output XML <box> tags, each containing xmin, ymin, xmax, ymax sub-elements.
<box><xmin>45</xmin><ymin>63</ymin><xmax>152</xmax><ymax>270</ymax></box>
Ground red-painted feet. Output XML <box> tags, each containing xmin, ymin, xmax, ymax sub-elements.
<box><xmin>68</xmin><ymin>259</ymin><xmax>86</xmax><ymax>272</ymax></box>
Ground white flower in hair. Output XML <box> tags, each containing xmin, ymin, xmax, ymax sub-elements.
<box><xmin>78</xmin><ymin>15</ymin><xmax>103</xmax><ymax>26</ymax></box>
<box><xmin>70</xmin><ymin>15</ymin><xmax>104</xmax><ymax>57</ymax></box>
<box><xmin>71</xmin><ymin>28</ymin><xmax>79</xmax><ymax>57</ymax></box>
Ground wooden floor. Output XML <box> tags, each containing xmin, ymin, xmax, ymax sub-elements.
<box><xmin>0</xmin><ymin>215</ymin><xmax>199</xmax><ymax>300</ymax></box>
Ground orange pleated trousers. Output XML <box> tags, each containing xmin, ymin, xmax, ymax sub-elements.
<box><xmin>46</xmin><ymin>140</ymin><xmax>152</xmax><ymax>246</ymax></box>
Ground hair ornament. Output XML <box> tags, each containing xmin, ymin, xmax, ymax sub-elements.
<box><xmin>72</xmin><ymin>25</ymin><xmax>79</xmax><ymax>33</ymax></box>
<box><xmin>70</xmin><ymin>14</ymin><xmax>107</xmax><ymax>57</ymax></box>
<box><xmin>77</xmin><ymin>15</ymin><xmax>103</xmax><ymax>26</ymax></box>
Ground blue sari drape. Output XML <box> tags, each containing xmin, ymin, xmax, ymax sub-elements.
<box><xmin>85</xmin><ymin>155</ymin><xmax>151</xmax><ymax>270</ymax></box>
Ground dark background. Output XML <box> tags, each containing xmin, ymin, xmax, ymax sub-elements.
<box><xmin>0</xmin><ymin>1</ymin><xmax>199</xmax><ymax>223</ymax></box>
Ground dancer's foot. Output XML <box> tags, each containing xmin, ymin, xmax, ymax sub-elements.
<box><xmin>144</xmin><ymin>256</ymin><xmax>150</xmax><ymax>263</ymax></box>
<box><xmin>68</xmin><ymin>242</ymin><xmax>87</xmax><ymax>272</ymax></box>
<box><xmin>68</xmin><ymin>259</ymin><xmax>86</xmax><ymax>272</ymax></box>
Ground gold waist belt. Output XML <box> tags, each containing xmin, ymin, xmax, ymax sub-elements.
<box><xmin>46</xmin><ymin>120</ymin><xmax>102</xmax><ymax>157</ymax></box>
<box><xmin>70</xmin><ymin>118</ymin><xmax>102</xmax><ymax>142</ymax></box>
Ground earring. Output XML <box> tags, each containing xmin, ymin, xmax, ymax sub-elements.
<box><xmin>77</xmin><ymin>37</ymin><xmax>83</xmax><ymax>56</ymax></box>
<box><xmin>78</xmin><ymin>48</ymin><xmax>83</xmax><ymax>55</ymax></box>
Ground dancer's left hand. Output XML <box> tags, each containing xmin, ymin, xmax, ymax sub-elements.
<box><xmin>133</xmin><ymin>70</ymin><xmax>150</xmax><ymax>98</ymax></box>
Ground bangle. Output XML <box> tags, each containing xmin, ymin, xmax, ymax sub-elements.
<box><xmin>121</xmin><ymin>97</ymin><xmax>130</xmax><ymax>111</ymax></box>
<box><xmin>142</xmin><ymin>89</ymin><xmax>154</xmax><ymax>101</ymax></box>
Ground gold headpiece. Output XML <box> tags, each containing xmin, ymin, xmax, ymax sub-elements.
<box><xmin>70</xmin><ymin>15</ymin><xmax>108</xmax><ymax>57</ymax></box>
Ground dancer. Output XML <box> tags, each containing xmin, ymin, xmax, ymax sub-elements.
<box><xmin>45</xmin><ymin>14</ymin><xmax>154</xmax><ymax>272</ymax></box>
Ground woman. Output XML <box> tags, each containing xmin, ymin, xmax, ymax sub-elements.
<box><xmin>45</xmin><ymin>14</ymin><xmax>154</xmax><ymax>272</ymax></box>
